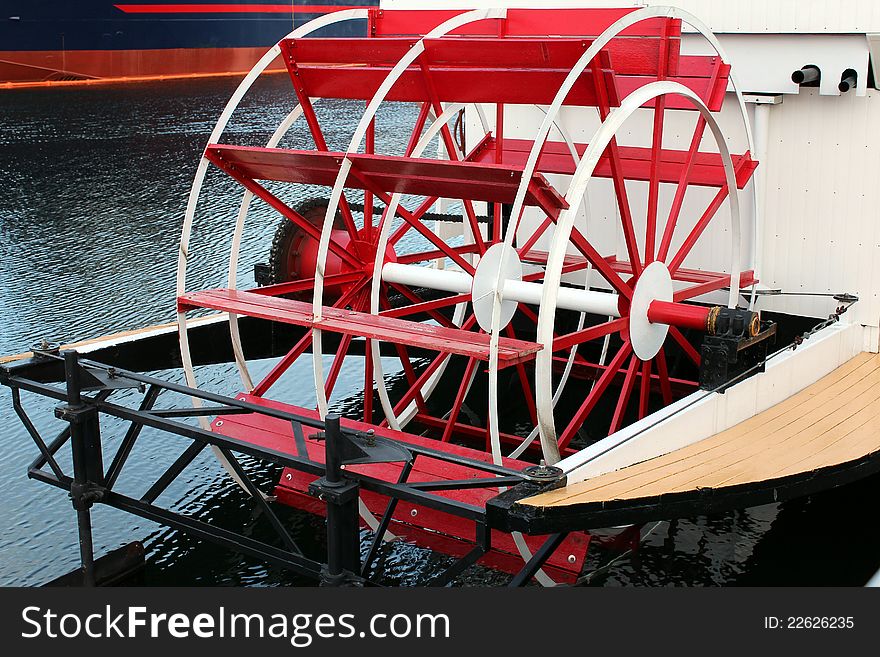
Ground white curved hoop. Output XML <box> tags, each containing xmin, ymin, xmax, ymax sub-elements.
<box><xmin>178</xmin><ymin>7</ymin><xmax>370</xmax><ymax>401</ymax></box>
<box><xmin>310</xmin><ymin>8</ymin><xmax>507</xmax><ymax>418</ymax></box>
<box><xmin>226</xmin><ymin>104</ymin><xmax>306</xmax><ymax>391</ymax></box>
<box><xmin>535</xmin><ymin>81</ymin><xmax>742</xmax><ymax>465</ymax></box>
<box><xmin>487</xmin><ymin>5</ymin><xmax>755</xmax><ymax>468</ymax></box>
<box><xmin>175</xmin><ymin>9</ymin><xmax>370</xmax><ymax>491</ymax></box>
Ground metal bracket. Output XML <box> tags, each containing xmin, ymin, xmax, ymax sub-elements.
<box><xmin>699</xmin><ymin>319</ymin><xmax>777</xmax><ymax>392</ymax></box>
<box><xmin>312</xmin><ymin>428</ymin><xmax>413</xmax><ymax>467</ymax></box>
<box><xmin>70</xmin><ymin>481</ymin><xmax>105</xmax><ymax>510</ymax></box>
<box><xmin>309</xmin><ymin>477</ymin><xmax>359</xmax><ymax>503</ymax></box>
<box><xmin>79</xmin><ymin>364</ymin><xmax>145</xmax><ymax>393</ymax></box>
<box><xmin>54</xmin><ymin>402</ymin><xmax>99</xmax><ymax>425</ymax></box>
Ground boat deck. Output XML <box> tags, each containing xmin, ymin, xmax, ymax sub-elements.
<box><xmin>515</xmin><ymin>351</ymin><xmax>880</xmax><ymax>525</ymax></box>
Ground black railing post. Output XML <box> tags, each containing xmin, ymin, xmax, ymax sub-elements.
<box><xmin>309</xmin><ymin>413</ymin><xmax>361</xmax><ymax>586</ymax></box>
<box><xmin>56</xmin><ymin>350</ymin><xmax>105</xmax><ymax>586</ymax></box>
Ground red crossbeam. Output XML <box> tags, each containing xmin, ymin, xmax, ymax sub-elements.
<box><xmin>491</xmin><ymin>138</ymin><xmax>757</xmax><ymax>189</ymax></box>
<box><xmin>213</xmin><ymin>396</ymin><xmax>589</xmax><ymax>581</ymax></box>
<box><xmin>283</xmin><ymin>38</ymin><xmax>621</xmax><ymax>107</ymax></box>
<box><xmin>287</xmin><ymin>34</ymin><xmax>689</xmax><ymax>76</ymax></box>
<box><xmin>285</xmin><ymin>36</ymin><xmax>726</xmax><ymax>110</ymax></box>
<box><xmin>370</xmin><ymin>8</ymin><xmax>674</xmax><ymax>40</ymax></box>
<box><xmin>178</xmin><ymin>288</ymin><xmax>541</xmax><ymax>368</ymax></box>
<box><xmin>521</xmin><ymin>250</ymin><xmax>757</xmax><ymax>288</ymax></box>
<box><xmin>204</xmin><ymin>144</ymin><xmax>568</xmax><ymax>216</ymax></box>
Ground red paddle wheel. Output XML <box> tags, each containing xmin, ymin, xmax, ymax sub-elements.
<box><xmin>176</xmin><ymin>6</ymin><xmax>759</xmax><ymax>584</ymax></box>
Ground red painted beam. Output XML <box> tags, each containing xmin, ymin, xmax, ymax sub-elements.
<box><xmin>213</xmin><ymin>394</ymin><xmax>590</xmax><ymax>581</ymax></box>
<box><xmin>494</xmin><ymin>138</ymin><xmax>756</xmax><ymax>189</ymax></box>
<box><xmin>204</xmin><ymin>144</ymin><xmax>568</xmax><ymax>211</ymax></box>
<box><xmin>371</xmin><ymin>8</ymin><xmax>673</xmax><ymax>39</ymax></box>
<box><xmin>178</xmin><ymin>288</ymin><xmax>542</xmax><ymax>368</ymax></box>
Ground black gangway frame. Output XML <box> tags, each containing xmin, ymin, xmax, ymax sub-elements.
<box><xmin>1</xmin><ymin>350</ymin><xmax>567</xmax><ymax>587</ymax></box>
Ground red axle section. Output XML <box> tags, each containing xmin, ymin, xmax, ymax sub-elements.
<box><xmin>647</xmin><ymin>300</ymin><xmax>711</xmax><ymax>332</ymax></box>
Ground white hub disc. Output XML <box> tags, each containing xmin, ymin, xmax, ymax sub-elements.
<box><xmin>473</xmin><ymin>243</ymin><xmax>522</xmax><ymax>332</ymax></box>
<box><xmin>630</xmin><ymin>261</ymin><xmax>674</xmax><ymax>361</ymax></box>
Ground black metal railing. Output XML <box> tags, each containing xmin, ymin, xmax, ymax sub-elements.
<box><xmin>1</xmin><ymin>350</ymin><xmax>567</xmax><ymax>587</ymax></box>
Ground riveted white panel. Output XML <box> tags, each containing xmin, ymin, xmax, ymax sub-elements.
<box><xmin>756</xmin><ymin>88</ymin><xmax>880</xmax><ymax>332</ymax></box>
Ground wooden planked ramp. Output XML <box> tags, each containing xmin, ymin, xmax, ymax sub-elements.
<box><xmin>517</xmin><ymin>351</ymin><xmax>880</xmax><ymax>522</ymax></box>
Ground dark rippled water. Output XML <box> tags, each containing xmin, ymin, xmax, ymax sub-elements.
<box><xmin>2</xmin><ymin>76</ymin><xmax>879</xmax><ymax>587</ymax></box>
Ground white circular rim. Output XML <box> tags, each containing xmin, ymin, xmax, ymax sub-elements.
<box><xmin>472</xmin><ymin>243</ymin><xmax>522</xmax><ymax>332</ymax></box>
<box><xmin>485</xmin><ymin>5</ymin><xmax>755</xmax><ymax>470</ymax></box>
<box><xmin>630</xmin><ymin>261</ymin><xmax>674</xmax><ymax>361</ymax></box>
<box><xmin>535</xmin><ymin>80</ymin><xmax>743</xmax><ymax>466</ymax></box>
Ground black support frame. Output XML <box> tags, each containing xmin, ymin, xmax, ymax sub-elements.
<box><xmin>1</xmin><ymin>350</ymin><xmax>567</xmax><ymax>587</ymax></box>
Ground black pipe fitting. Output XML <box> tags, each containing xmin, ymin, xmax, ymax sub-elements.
<box><xmin>792</xmin><ymin>65</ymin><xmax>820</xmax><ymax>86</ymax></box>
<box><xmin>839</xmin><ymin>69</ymin><xmax>858</xmax><ymax>93</ymax></box>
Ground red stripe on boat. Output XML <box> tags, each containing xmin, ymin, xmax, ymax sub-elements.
<box><xmin>113</xmin><ymin>4</ymin><xmax>373</xmax><ymax>13</ymax></box>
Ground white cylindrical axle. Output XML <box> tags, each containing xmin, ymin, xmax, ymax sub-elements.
<box><xmin>503</xmin><ymin>279</ymin><xmax>621</xmax><ymax>317</ymax></box>
<box><xmin>382</xmin><ymin>262</ymin><xmax>472</xmax><ymax>294</ymax></box>
<box><xmin>381</xmin><ymin>262</ymin><xmax>621</xmax><ymax>318</ymax></box>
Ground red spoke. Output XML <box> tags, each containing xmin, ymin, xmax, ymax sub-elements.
<box><xmin>654</xmin><ymin>349</ymin><xmax>673</xmax><ymax>405</ymax></box>
<box><xmin>441</xmin><ymin>357</ymin><xmax>479</xmax><ymax>442</ymax></box>
<box><xmin>520</xmin><ymin>253</ymin><xmax>598</xmax><ymax>284</ymax></box>
<box><xmin>569</xmin><ymin>227</ymin><xmax>634</xmax><ymax>300</ymax></box>
<box><xmin>668</xmin><ymin>186</ymin><xmax>730</xmax><ymax>275</ymax></box>
<box><xmin>404</xmin><ymin>101</ymin><xmax>431</xmax><ymax>157</ymax></box>
<box><xmin>559</xmin><ymin>341</ymin><xmax>633</xmax><ymax>450</ymax></box>
<box><xmin>378</xmin><ymin>293</ymin><xmax>431</xmax><ymax>414</ymax></box>
<box><xmin>668</xmin><ymin>326</ymin><xmax>701</xmax><ymax>366</ymax></box>
<box><xmin>354</xmin><ymin>171</ymin><xmax>477</xmax><ymax>275</ymax></box>
<box><xmin>610</xmin><ymin>355</ymin><xmax>640</xmax><ymax>434</ymax></box>
<box><xmin>387</xmin><ymin>283</ymin><xmax>458</xmax><ymax>329</ymax></box>
<box><xmin>387</xmin><ymin>350</ymin><xmax>446</xmax><ymax>420</ymax></box>
<box><xmin>505</xmin><ymin>324</ymin><xmax>538</xmax><ymax>426</ymax></box>
<box><xmin>657</xmin><ymin>116</ymin><xmax>707</xmax><ymax>263</ymax></box>
<box><xmin>516</xmin><ymin>216</ymin><xmax>553</xmax><ymax>257</ymax></box>
<box><xmin>251</xmin><ymin>278</ymin><xmax>369</xmax><ymax>397</ymax></box>
<box><xmin>363</xmin><ymin>118</ymin><xmax>375</xmax><ymax>242</ymax></box>
<box><xmin>590</xmin><ymin>58</ymin><xmax>641</xmax><ymax>278</ymax></box>
<box><xmin>395</xmin><ymin>243</ymin><xmax>482</xmax><ymax>265</ymax></box>
<box><xmin>387</xmin><ymin>132</ymin><xmax>495</xmax><ymax>248</ymax></box>
<box><xmin>252</xmin><ymin>330</ymin><xmax>312</xmax><ymax>397</ymax></box>
<box><xmin>553</xmin><ymin>317</ymin><xmax>627</xmax><ymax>353</ymax></box>
<box><xmin>390</xmin><ymin>343</ymin><xmax>429</xmax><ymax>414</ymax></box>
<box><xmin>286</xmin><ymin>60</ymin><xmax>360</xmax><ymax>241</ymax></box>
<box><xmin>657</xmin><ymin>58</ymin><xmax>722</xmax><ymax>263</ymax></box>
<box><xmin>645</xmin><ymin>20</ymin><xmax>673</xmax><ymax>264</ymax></box>
<box><xmin>492</xmin><ymin>102</ymin><xmax>505</xmax><ymax>243</ymax></box>
<box><xmin>645</xmin><ymin>105</ymin><xmax>665</xmax><ymax>264</ymax></box>
<box><xmin>638</xmin><ymin>358</ymin><xmax>652</xmax><ymax>420</ymax></box>
<box><xmin>511</xmin><ymin>297</ymin><xmax>595</xmax><ymax>368</ymax></box>
<box><xmin>323</xmin><ymin>289</ymin><xmax>370</xmax><ymax>400</ymax></box>
<box><xmin>324</xmin><ymin>331</ymin><xmax>355</xmax><ymax>401</ymax></box>
<box><xmin>415</xmin><ymin>414</ymin><xmax>554</xmax><ymax>455</ymax></box>
<box><xmin>388</xmin><ymin>195</ymin><xmax>436</xmax><ymax>246</ymax></box>
<box><xmin>288</xmin><ymin>72</ymin><xmax>357</xmax><ymax>240</ymax></box>
<box><xmin>417</xmin><ymin>57</ymin><xmax>486</xmax><ymax>255</ymax></box>
<box><xmin>203</xmin><ymin>154</ymin><xmax>361</xmax><ymax>269</ymax></box>
<box><xmin>251</xmin><ymin>271</ymin><xmax>365</xmax><ymax>297</ymax></box>
<box><xmin>672</xmin><ymin>274</ymin><xmax>740</xmax><ymax>303</ymax></box>
<box><xmin>381</xmin><ymin>291</ymin><xmax>471</xmax><ymax>319</ymax></box>
<box><xmin>389</xmin><ymin>315</ymin><xmax>479</xmax><ymax>418</ymax></box>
